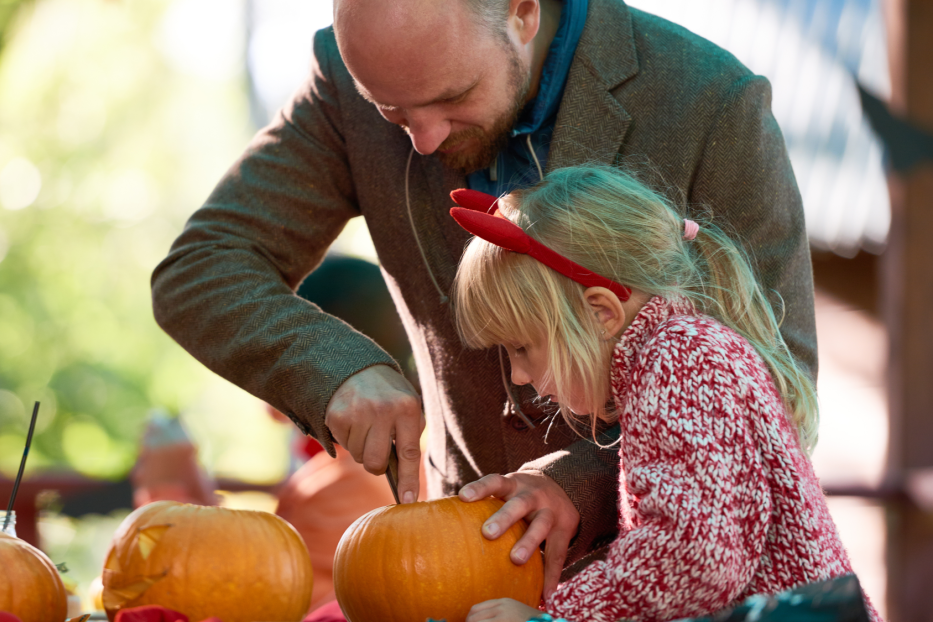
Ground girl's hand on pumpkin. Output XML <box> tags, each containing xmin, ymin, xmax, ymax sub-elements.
<box><xmin>459</xmin><ymin>472</ymin><xmax>579</xmax><ymax>597</ymax></box>
<box><xmin>465</xmin><ymin>598</ymin><xmax>543</xmax><ymax>622</ymax></box>
<box><xmin>325</xmin><ymin>364</ymin><xmax>425</xmax><ymax>503</ymax></box>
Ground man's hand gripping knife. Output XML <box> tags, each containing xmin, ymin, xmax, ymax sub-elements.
<box><xmin>324</xmin><ymin>364</ymin><xmax>425</xmax><ymax>504</ymax></box>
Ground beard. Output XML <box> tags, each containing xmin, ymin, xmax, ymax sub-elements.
<box><xmin>433</xmin><ymin>47</ymin><xmax>531</xmax><ymax>174</ymax></box>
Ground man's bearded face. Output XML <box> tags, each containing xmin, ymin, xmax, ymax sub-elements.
<box><xmin>429</xmin><ymin>48</ymin><xmax>531</xmax><ymax>174</ymax></box>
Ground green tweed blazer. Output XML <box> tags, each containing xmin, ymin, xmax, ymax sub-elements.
<box><xmin>152</xmin><ymin>0</ymin><xmax>817</xmax><ymax>571</ymax></box>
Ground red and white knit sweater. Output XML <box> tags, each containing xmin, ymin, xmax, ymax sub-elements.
<box><xmin>545</xmin><ymin>296</ymin><xmax>880</xmax><ymax>622</ymax></box>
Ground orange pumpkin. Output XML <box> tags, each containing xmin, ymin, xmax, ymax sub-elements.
<box><xmin>0</xmin><ymin>531</ymin><xmax>68</xmax><ymax>622</ymax></box>
<box><xmin>102</xmin><ymin>500</ymin><xmax>313</xmax><ymax>621</ymax></box>
<box><xmin>333</xmin><ymin>496</ymin><xmax>544</xmax><ymax>622</ymax></box>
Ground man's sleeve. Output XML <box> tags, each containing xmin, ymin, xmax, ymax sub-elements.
<box><xmin>151</xmin><ymin>29</ymin><xmax>400</xmax><ymax>456</ymax></box>
<box><xmin>691</xmin><ymin>74</ymin><xmax>818</xmax><ymax>379</ymax></box>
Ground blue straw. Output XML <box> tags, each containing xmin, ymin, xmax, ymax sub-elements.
<box><xmin>3</xmin><ymin>401</ymin><xmax>39</xmax><ymax>534</ymax></box>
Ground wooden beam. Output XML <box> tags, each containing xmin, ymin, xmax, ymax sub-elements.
<box><xmin>882</xmin><ymin>0</ymin><xmax>933</xmax><ymax>620</ymax></box>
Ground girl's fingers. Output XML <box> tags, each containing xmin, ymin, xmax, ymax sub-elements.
<box><xmin>485</xmin><ymin>493</ymin><xmax>535</xmax><ymax>541</ymax></box>
<box><xmin>542</xmin><ymin>527</ymin><xmax>573</xmax><ymax>598</ymax></box>
<box><xmin>465</xmin><ymin>599</ymin><xmax>501</xmax><ymax>622</ymax></box>
<box><xmin>460</xmin><ymin>473</ymin><xmax>518</xmax><ymax>503</ymax></box>
<box><xmin>510</xmin><ymin>508</ymin><xmax>555</xmax><ymax>564</ymax></box>
<box><xmin>466</xmin><ymin>599</ymin><xmax>531</xmax><ymax>622</ymax></box>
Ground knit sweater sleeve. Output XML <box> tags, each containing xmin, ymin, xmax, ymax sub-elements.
<box><xmin>545</xmin><ymin>318</ymin><xmax>775</xmax><ymax>622</ymax></box>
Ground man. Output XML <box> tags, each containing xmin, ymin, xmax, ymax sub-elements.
<box><xmin>152</xmin><ymin>0</ymin><xmax>816</xmax><ymax>595</ymax></box>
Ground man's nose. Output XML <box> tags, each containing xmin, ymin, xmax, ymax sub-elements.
<box><xmin>406</xmin><ymin>111</ymin><xmax>451</xmax><ymax>155</ymax></box>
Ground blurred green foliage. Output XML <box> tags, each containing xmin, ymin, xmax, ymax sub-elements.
<box><xmin>0</xmin><ymin>0</ymin><xmax>290</xmax><ymax>483</ymax></box>
<box><xmin>0</xmin><ymin>0</ymin><xmax>33</xmax><ymax>55</ymax></box>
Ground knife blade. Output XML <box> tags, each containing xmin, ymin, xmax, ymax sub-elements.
<box><xmin>385</xmin><ymin>441</ymin><xmax>401</xmax><ymax>504</ymax></box>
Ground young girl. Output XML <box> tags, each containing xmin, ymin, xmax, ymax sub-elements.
<box><xmin>448</xmin><ymin>166</ymin><xmax>880</xmax><ymax>622</ymax></box>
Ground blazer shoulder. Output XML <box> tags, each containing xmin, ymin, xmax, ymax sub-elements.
<box><xmin>305</xmin><ymin>25</ymin><xmax>387</xmax><ymax>128</ymax></box>
<box><xmin>312</xmin><ymin>26</ymin><xmax>353</xmax><ymax>84</ymax></box>
<box><xmin>627</xmin><ymin>6</ymin><xmax>756</xmax><ymax>96</ymax></box>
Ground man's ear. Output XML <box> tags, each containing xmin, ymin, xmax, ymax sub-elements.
<box><xmin>508</xmin><ymin>0</ymin><xmax>541</xmax><ymax>46</ymax></box>
<box><xmin>584</xmin><ymin>287</ymin><xmax>626</xmax><ymax>339</ymax></box>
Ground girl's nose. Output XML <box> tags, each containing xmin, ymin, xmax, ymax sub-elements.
<box><xmin>510</xmin><ymin>362</ymin><xmax>533</xmax><ymax>387</ymax></box>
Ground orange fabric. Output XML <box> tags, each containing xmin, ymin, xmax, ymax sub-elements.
<box><xmin>275</xmin><ymin>446</ymin><xmax>427</xmax><ymax>613</ymax></box>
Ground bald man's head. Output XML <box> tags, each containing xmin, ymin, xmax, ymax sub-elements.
<box><xmin>334</xmin><ymin>0</ymin><xmax>543</xmax><ymax>172</ymax></box>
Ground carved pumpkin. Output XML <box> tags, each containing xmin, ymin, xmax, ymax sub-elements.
<box><xmin>333</xmin><ymin>496</ymin><xmax>544</xmax><ymax>622</ymax></box>
<box><xmin>0</xmin><ymin>532</ymin><xmax>68</xmax><ymax>622</ymax></box>
<box><xmin>102</xmin><ymin>501</ymin><xmax>313</xmax><ymax>621</ymax></box>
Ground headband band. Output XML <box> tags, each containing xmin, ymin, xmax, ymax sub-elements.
<box><xmin>449</xmin><ymin>189</ymin><xmax>632</xmax><ymax>302</ymax></box>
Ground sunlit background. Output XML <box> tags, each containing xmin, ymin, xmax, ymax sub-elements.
<box><xmin>0</xmin><ymin>0</ymin><xmax>899</xmax><ymax>616</ymax></box>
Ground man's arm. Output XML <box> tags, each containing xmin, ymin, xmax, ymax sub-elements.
<box><xmin>691</xmin><ymin>74</ymin><xmax>818</xmax><ymax>380</ymax></box>
<box><xmin>151</xmin><ymin>29</ymin><xmax>400</xmax><ymax>455</ymax></box>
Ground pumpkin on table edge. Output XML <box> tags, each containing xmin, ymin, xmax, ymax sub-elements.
<box><xmin>0</xmin><ymin>531</ymin><xmax>68</xmax><ymax>622</ymax></box>
<box><xmin>102</xmin><ymin>500</ymin><xmax>313</xmax><ymax>622</ymax></box>
<box><xmin>333</xmin><ymin>496</ymin><xmax>544</xmax><ymax>622</ymax></box>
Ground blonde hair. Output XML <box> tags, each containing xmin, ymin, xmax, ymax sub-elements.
<box><xmin>451</xmin><ymin>165</ymin><xmax>819</xmax><ymax>454</ymax></box>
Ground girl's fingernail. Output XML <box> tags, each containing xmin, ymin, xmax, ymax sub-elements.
<box><xmin>513</xmin><ymin>547</ymin><xmax>527</xmax><ymax>562</ymax></box>
<box><xmin>403</xmin><ymin>491</ymin><xmax>414</xmax><ymax>504</ymax></box>
<box><xmin>484</xmin><ymin>522</ymin><xmax>499</xmax><ymax>537</ymax></box>
<box><xmin>461</xmin><ymin>487</ymin><xmax>475</xmax><ymax>501</ymax></box>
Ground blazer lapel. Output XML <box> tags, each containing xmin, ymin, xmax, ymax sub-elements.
<box><xmin>549</xmin><ymin>0</ymin><xmax>640</xmax><ymax>172</ymax></box>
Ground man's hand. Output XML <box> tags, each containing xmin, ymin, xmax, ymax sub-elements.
<box><xmin>325</xmin><ymin>364</ymin><xmax>424</xmax><ymax>503</ymax></box>
<box><xmin>465</xmin><ymin>598</ymin><xmax>543</xmax><ymax>622</ymax></box>
<box><xmin>459</xmin><ymin>471</ymin><xmax>579</xmax><ymax>597</ymax></box>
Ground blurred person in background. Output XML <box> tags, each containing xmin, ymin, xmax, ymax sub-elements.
<box><xmin>131</xmin><ymin>410</ymin><xmax>218</xmax><ymax>508</ymax></box>
<box><xmin>152</xmin><ymin>0</ymin><xmax>817</xmax><ymax>589</ymax></box>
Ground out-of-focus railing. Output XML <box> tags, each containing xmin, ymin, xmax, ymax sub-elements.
<box><xmin>0</xmin><ymin>473</ymin><xmax>280</xmax><ymax>550</ymax></box>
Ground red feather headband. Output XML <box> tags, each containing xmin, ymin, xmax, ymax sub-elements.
<box><xmin>449</xmin><ymin>188</ymin><xmax>632</xmax><ymax>302</ymax></box>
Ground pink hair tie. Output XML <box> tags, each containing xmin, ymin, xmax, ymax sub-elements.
<box><xmin>683</xmin><ymin>219</ymin><xmax>699</xmax><ymax>241</ymax></box>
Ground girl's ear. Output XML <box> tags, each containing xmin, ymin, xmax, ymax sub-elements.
<box><xmin>583</xmin><ymin>287</ymin><xmax>626</xmax><ymax>339</ymax></box>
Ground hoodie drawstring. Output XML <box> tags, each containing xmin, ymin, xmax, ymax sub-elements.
<box><xmin>405</xmin><ymin>147</ymin><xmax>449</xmax><ymax>305</ymax></box>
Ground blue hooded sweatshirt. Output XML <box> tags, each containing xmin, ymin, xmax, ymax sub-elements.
<box><xmin>467</xmin><ymin>0</ymin><xmax>589</xmax><ymax>196</ymax></box>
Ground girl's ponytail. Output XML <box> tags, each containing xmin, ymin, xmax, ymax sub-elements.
<box><xmin>688</xmin><ymin>224</ymin><xmax>819</xmax><ymax>454</ymax></box>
